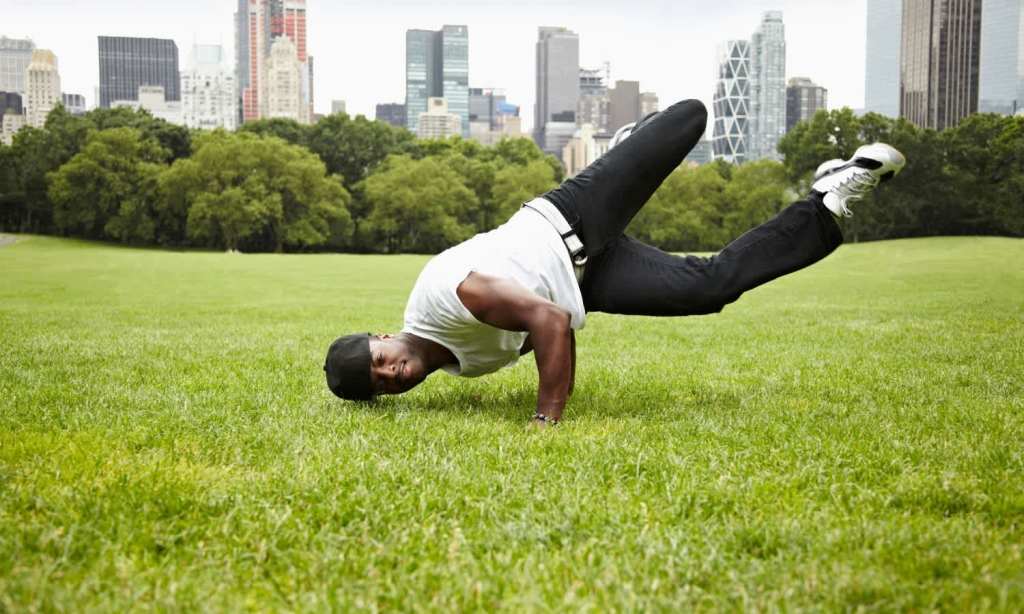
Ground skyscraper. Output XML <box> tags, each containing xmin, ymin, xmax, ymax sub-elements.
<box><xmin>749</xmin><ymin>11</ymin><xmax>786</xmax><ymax>160</ymax></box>
<box><xmin>265</xmin><ymin>37</ymin><xmax>303</xmax><ymax>121</ymax></box>
<box><xmin>865</xmin><ymin>0</ymin><xmax>902</xmax><ymax>117</ymax></box>
<box><xmin>786</xmin><ymin>77</ymin><xmax>828</xmax><ymax>132</ymax></box>
<box><xmin>0</xmin><ymin>37</ymin><xmax>35</xmax><ymax>94</ymax></box>
<box><xmin>98</xmin><ymin>37</ymin><xmax>179</xmax><ymax>109</ymax></box>
<box><xmin>25</xmin><ymin>49</ymin><xmax>60</xmax><ymax>128</ymax></box>
<box><xmin>901</xmin><ymin>0</ymin><xmax>983</xmax><ymax>130</ymax></box>
<box><xmin>404</xmin><ymin>25</ymin><xmax>469</xmax><ymax>136</ymax></box>
<box><xmin>235</xmin><ymin>0</ymin><xmax>311</xmax><ymax>123</ymax></box>
<box><xmin>535</xmin><ymin>26</ymin><xmax>580</xmax><ymax>155</ymax></box>
<box><xmin>181</xmin><ymin>44</ymin><xmax>237</xmax><ymax>130</ymax></box>
<box><xmin>712</xmin><ymin>40</ymin><xmax>751</xmax><ymax>164</ymax></box>
<box><xmin>608</xmin><ymin>80</ymin><xmax>640</xmax><ymax>132</ymax></box>
<box><xmin>979</xmin><ymin>0</ymin><xmax>1024</xmax><ymax>115</ymax></box>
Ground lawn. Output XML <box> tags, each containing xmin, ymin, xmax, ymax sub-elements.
<box><xmin>1</xmin><ymin>234</ymin><xmax>1022</xmax><ymax>611</ymax></box>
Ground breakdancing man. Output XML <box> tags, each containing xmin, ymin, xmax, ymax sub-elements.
<box><xmin>324</xmin><ymin>99</ymin><xmax>906</xmax><ymax>425</ymax></box>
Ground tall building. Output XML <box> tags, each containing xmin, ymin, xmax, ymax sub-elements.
<box><xmin>265</xmin><ymin>37</ymin><xmax>303</xmax><ymax>121</ymax></box>
<box><xmin>235</xmin><ymin>0</ymin><xmax>311</xmax><ymax>123</ymax></box>
<box><xmin>61</xmin><ymin>93</ymin><xmax>86</xmax><ymax>115</ymax></box>
<box><xmin>786</xmin><ymin>77</ymin><xmax>828</xmax><ymax>131</ymax></box>
<box><xmin>0</xmin><ymin>37</ymin><xmax>35</xmax><ymax>94</ymax></box>
<box><xmin>404</xmin><ymin>25</ymin><xmax>469</xmax><ymax>136</ymax></box>
<box><xmin>979</xmin><ymin>0</ymin><xmax>1024</xmax><ymax>115</ymax></box>
<box><xmin>865</xmin><ymin>0</ymin><xmax>903</xmax><ymax>117</ymax></box>
<box><xmin>417</xmin><ymin>96</ymin><xmax>461</xmax><ymax>139</ymax></box>
<box><xmin>181</xmin><ymin>44</ymin><xmax>237</xmax><ymax>130</ymax></box>
<box><xmin>535</xmin><ymin>26</ymin><xmax>580</xmax><ymax>154</ymax></box>
<box><xmin>640</xmin><ymin>92</ymin><xmax>659</xmax><ymax>118</ymax></box>
<box><xmin>900</xmin><ymin>0</ymin><xmax>983</xmax><ymax>130</ymax></box>
<box><xmin>609</xmin><ymin>80</ymin><xmax>640</xmax><ymax>132</ymax></box>
<box><xmin>331</xmin><ymin>99</ymin><xmax>346</xmax><ymax>115</ymax></box>
<box><xmin>98</xmin><ymin>36</ymin><xmax>179</xmax><ymax>109</ymax></box>
<box><xmin>375</xmin><ymin>102</ymin><xmax>406</xmax><ymax>127</ymax></box>
<box><xmin>25</xmin><ymin>49</ymin><xmax>60</xmax><ymax>128</ymax></box>
<box><xmin>749</xmin><ymin>11</ymin><xmax>786</xmax><ymax>160</ymax></box>
<box><xmin>577</xmin><ymin>67</ymin><xmax>610</xmax><ymax>132</ymax></box>
<box><xmin>712</xmin><ymin>40</ymin><xmax>751</xmax><ymax>164</ymax></box>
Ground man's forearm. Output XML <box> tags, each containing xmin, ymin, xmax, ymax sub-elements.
<box><xmin>531</xmin><ymin>313</ymin><xmax>573</xmax><ymax>421</ymax></box>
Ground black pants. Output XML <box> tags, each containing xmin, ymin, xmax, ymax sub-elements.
<box><xmin>543</xmin><ymin>99</ymin><xmax>844</xmax><ymax>316</ymax></box>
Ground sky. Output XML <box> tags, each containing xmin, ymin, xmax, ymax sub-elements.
<box><xmin>5</xmin><ymin>0</ymin><xmax>867</xmax><ymax>134</ymax></box>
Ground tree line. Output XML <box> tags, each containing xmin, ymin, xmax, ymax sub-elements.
<box><xmin>0</xmin><ymin>105</ymin><xmax>1020</xmax><ymax>253</ymax></box>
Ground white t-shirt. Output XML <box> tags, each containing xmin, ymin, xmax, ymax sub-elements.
<box><xmin>402</xmin><ymin>198</ymin><xmax>587</xmax><ymax>377</ymax></box>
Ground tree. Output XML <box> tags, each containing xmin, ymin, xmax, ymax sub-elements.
<box><xmin>362</xmin><ymin>155</ymin><xmax>478</xmax><ymax>253</ymax></box>
<box><xmin>722</xmin><ymin>160</ymin><xmax>790</xmax><ymax>239</ymax></box>
<box><xmin>86</xmin><ymin>106</ymin><xmax>191</xmax><ymax>162</ymax></box>
<box><xmin>491</xmin><ymin>159</ymin><xmax>558</xmax><ymax>225</ymax></box>
<box><xmin>628</xmin><ymin>164</ymin><xmax>730</xmax><ymax>252</ymax></box>
<box><xmin>47</xmin><ymin>127</ymin><xmax>167</xmax><ymax>243</ymax></box>
<box><xmin>239</xmin><ymin>117</ymin><xmax>309</xmax><ymax>148</ymax></box>
<box><xmin>306</xmin><ymin>113</ymin><xmax>413</xmax><ymax>187</ymax></box>
<box><xmin>161</xmin><ymin>131</ymin><xmax>352</xmax><ymax>252</ymax></box>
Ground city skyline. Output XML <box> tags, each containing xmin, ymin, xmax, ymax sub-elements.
<box><xmin>5</xmin><ymin>0</ymin><xmax>871</xmax><ymax>134</ymax></box>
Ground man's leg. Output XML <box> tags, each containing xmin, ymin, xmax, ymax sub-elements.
<box><xmin>582</xmin><ymin>195</ymin><xmax>843</xmax><ymax>315</ymax></box>
<box><xmin>543</xmin><ymin>99</ymin><xmax>707</xmax><ymax>258</ymax></box>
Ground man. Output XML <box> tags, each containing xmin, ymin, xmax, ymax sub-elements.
<box><xmin>324</xmin><ymin>99</ymin><xmax>905</xmax><ymax>425</ymax></box>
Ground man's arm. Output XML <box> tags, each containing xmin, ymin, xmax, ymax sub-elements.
<box><xmin>456</xmin><ymin>272</ymin><xmax>573</xmax><ymax>422</ymax></box>
<box><xmin>522</xmin><ymin>331</ymin><xmax>575</xmax><ymax>393</ymax></box>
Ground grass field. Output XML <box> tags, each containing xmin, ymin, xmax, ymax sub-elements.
<box><xmin>1</xmin><ymin>233</ymin><xmax>1022</xmax><ymax>611</ymax></box>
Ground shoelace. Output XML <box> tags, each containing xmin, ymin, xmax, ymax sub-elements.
<box><xmin>832</xmin><ymin>170</ymin><xmax>880</xmax><ymax>217</ymax></box>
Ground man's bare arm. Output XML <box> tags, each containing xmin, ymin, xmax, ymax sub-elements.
<box><xmin>457</xmin><ymin>272</ymin><xmax>573</xmax><ymax>422</ymax></box>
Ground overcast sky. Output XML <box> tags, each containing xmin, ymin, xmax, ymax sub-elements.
<box><xmin>6</xmin><ymin>0</ymin><xmax>867</xmax><ymax>133</ymax></box>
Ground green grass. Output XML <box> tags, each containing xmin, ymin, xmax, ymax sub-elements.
<box><xmin>1</xmin><ymin>234</ymin><xmax>1022</xmax><ymax>611</ymax></box>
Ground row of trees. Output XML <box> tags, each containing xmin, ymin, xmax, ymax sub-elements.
<box><xmin>0</xmin><ymin>106</ymin><xmax>565</xmax><ymax>252</ymax></box>
<box><xmin>1</xmin><ymin>105</ymin><xmax>1021</xmax><ymax>253</ymax></box>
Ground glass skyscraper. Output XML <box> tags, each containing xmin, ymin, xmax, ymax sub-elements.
<box><xmin>712</xmin><ymin>40</ymin><xmax>751</xmax><ymax>164</ymax></box>
<box><xmin>749</xmin><ymin>11</ymin><xmax>786</xmax><ymax>161</ymax></box>
<box><xmin>0</xmin><ymin>37</ymin><xmax>35</xmax><ymax>94</ymax></box>
<box><xmin>900</xmin><ymin>0</ymin><xmax>983</xmax><ymax>130</ymax></box>
<box><xmin>865</xmin><ymin>0</ymin><xmax>903</xmax><ymax>118</ymax></box>
<box><xmin>979</xmin><ymin>0</ymin><xmax>1024</xmax><ymax>115</ymax></box>
<box><xmin>405</xmin><ymin>26</ymin><xmax>469</xmax><ymax>137</ymax></box>
<box><xmin>98</xmin><ymin>36</ymin><xmax>180</xmax><ymax>108</ymax></box>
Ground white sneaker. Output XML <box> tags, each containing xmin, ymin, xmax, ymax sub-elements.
<box><xmin>609</xmin><ymin>121</ymin><xmax>637</xmax><ymax>149</ymax></box>
<box><xmin>812</xmin><ymin>143</ymin><xmax>906</xmax><ymax>217</ymax></box>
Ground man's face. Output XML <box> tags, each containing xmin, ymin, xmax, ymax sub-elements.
<box><xmin>368</xmin><ymin>335</ymin><xmax>427</xmax><ymax>395</ymax></box>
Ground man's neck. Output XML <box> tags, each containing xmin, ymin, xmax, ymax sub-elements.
<box><xmin>400</xmin><ymin>332</ymin><xmax>457</xmax><ymax>373</ymax></box>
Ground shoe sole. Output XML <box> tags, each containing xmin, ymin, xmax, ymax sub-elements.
<box><xmin>815</xmin><ymin>144</ymin><xmax>905</xmax><ymax>182</ymax></box>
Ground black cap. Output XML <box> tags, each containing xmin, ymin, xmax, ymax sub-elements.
<box><xmin>324</xmin><ymin>333</ymin><xmax>374</xmax><ymax>401</ymax></box>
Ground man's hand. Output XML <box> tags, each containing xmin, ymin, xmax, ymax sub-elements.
<box><xmin>456</xmin><ymin>272</ymin><xmax>574</xmax><ymax>423</ymax></box>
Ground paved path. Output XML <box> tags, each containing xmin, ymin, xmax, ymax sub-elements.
<box><xmin>0</xmin><ymin>234</ymin><xmax>16</xmax><ymax>248</ymax></box>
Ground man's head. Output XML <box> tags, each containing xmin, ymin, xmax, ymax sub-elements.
<box><xmin>324</xmin><ymin>333</ymin><xmax>429</xmax><ymax>400</ymax></box>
